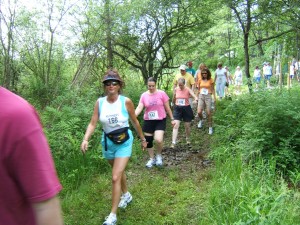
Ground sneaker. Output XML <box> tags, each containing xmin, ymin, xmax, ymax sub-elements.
<box><xmin>103</xmin><ymin>213</ymin><xmax>117</xmax><ymax>225</ymax></box>
<box><xmin>197</xmin><ymin>120</ymin><xmax>203</xmax><ymax>128</ymax></box>
<box><xmin>156</xmin><ymin>154</ymin><xmax>163</xmax><ymax>166</ymax></box>
<box><xmin>118</xmin><ymin>192</ymin><xmax>132</xmax><ymax>209</ymax></box>
<box><xmin>209</xmin><ymin>127</ymin><xmax>213</xmax><ymax>135</ymax></box>
<box><xmin>186</xmin><ymin>138</ymin><xmax>191</xmax><ymax>145</ymax></box>
<box><xmin>170</xmin><ymin>143</ymin><xmax>175</xmax><ymax>148</ymax></box>
<box><xmin>145</xmin><ymin>158</ymin><xmax>156</xmax><ymax>168</ymax></box>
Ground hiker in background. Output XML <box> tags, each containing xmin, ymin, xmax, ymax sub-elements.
<box><xmin>173</xmin><ymin>64</ymin><xmax>196</xmax><ymax>108</ymax></box>
<box><xmin>195</xmin><ymin>63</ymin><xmax>207</xmax><ymax>84</ymax></box>
<box><xmin>196</xmin><ymin>68</ymin><xmax>216</xmax><ymax>135</ymax></box>
<box><xmin>233</xmin><ymin>66</ymin><xmax>243</xmax><ymax>94</ymax></box>
<box><xmin>224</xmin><ymin>66</ymin><xmax>232</xmax><ymax>96</ymax></box>
<box><xmin>296</xmin><ymin>59</ymin><xmax>300</xmax><ymax>82</ymax></box>
<box><xmin>186</xmin><ymin>61</ymin><xmax>196</xmax><ymax>77</ymax></box>
<box><xmin>264</xmin><ymin>62</ymin><xmax>273</xmax><ymax>88</ymax></box>
<box><xmin>171</xmin><ymin>77</ymin><xmax>198</xmax><ymax>148</ymax></box>
<box><xmin>253</xmin><ymin>66</ymin><xmax>262</xmax><ymax>90</ymax></box>
<box><xmin>195</xmin><ymin>63</ymin><xmax>208</xmax><ymax>119</ymax></box>
<box><xmin>214</xmin><ymin>62</ymin><xmax>228</xmax><ymax>100</ymax></box>
<box><xmin>289</xmin><ymin>62</ymin><xmax>295</xmax><ymax>87</ymax></box>
<box><xmin>81</xmin><ymin>69</ymin><xmax>147</xmax><ymax>225</ymax></box>
<box><xmin>135</xmin><ymin>77</ymin><xmax>175</xmax><ymax>168</ymax></box>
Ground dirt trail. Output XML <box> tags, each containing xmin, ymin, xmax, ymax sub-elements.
<box><xmin>139</xmin><ymin>118</ymin><xmax>214</xmax><ymax>172</ymax></box>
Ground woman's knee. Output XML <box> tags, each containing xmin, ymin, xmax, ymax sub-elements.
<box><xmin>112</xmin><ymin>172</ymin><xmax>123</xmax><ymax>183</ymax></box>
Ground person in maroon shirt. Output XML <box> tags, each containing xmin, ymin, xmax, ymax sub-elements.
<box><xmin>0</xmin><ymin>87</ymin><xmax>63</xmax><ymax>225</ymax></box>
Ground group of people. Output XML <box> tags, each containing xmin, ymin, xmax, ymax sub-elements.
<box><xmin>0</xmin><ymin>63</ymin><xmax>221</xmax><ymax>225</ymax></box>
<box><xmin>79</xmin><ymin>62</ymin><xmax>221</xmax><ymax>224</ymax></box>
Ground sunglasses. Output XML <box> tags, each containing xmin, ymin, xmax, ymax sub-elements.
<box><xmin>104</xmin><ymin>81</ymin><xmax>119</xmax><ymax>86</ymax></box>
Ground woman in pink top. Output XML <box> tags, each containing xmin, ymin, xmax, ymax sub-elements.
<box><xmin>135</xmin><ymin>77</ymin><xmax>175</xmax><ymax>168</ymax></box>
<box><xmin>171</xmin><ymin>77</ymin><xmax>198</xmax><ymax>148</ymax></box>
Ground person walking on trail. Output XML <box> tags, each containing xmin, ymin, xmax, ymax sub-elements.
<box><xmin>233</xmin><ymin>66</ymin><xmax>243</xmax><ymax>94</ymax></box>
<box><xmin>195</xmin><ymin>63</ymin><xmax>207</xmax><ymax>85</ymax></box>
<box><xmin>253</xmin><ymin>66</ymin><xmax>262</xmax><ymax>90</ymax></box>
<box><xmin>81</xmin><ymin>69</ymin><xmax>147</xmax><ymax>225</ymax></box>
<box><xmin>289</xmin><ymin>62</ymin><xmax>296</xmax><ymax>87</ymax></box>
<box><xmin>173</xmin><ymin>64</ymin><xmax>196</xmax><ymax>105</ymax></box>
<box><xmin>171</xmin><ymin>77</ymin><xmax>198</xmax><ymax>148</ymax></box>
<box><xmin>135</xmin><ymin>77</ymin><xmax>175</xmax><ymax>168</ymax></box>
<box><xmin>224</xmin><ymin>66</ymin><xmax>232</xmax><ymax>96</ymax></box>
<box><xmin>296</xmin><ymin>59</ymin><xmax>300</xmax><ymax>82</ymax></box>
<box><xmin>196</xmin><ymin>68</ymin><xmax>216</xmax><ymax>135</ymax></box>
<box><xmin>264</xmin><ymin>62</ymin><xmax>272</xmax><ymax>88</ymax></box>
<box><xmin>0</xmin><ymin>87</ymin><xmax>63</xmax><ymax>225</ymax></box>
<box><xmin>214</xmin><ymin>62</ymin><xmax>228</xmax><ymax>100</ymax></box>
<box><xmin>186</xmin><ymin>61</ymin><xmax>196</xmax><ymax>77</ymax></box>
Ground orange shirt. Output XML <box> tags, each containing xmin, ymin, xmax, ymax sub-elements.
<box><xmin>198</xmin><ymin>79</ymin><xmax>214</xmax><ymax>94</ymax></box>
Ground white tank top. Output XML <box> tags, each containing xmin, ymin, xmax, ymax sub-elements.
<box><xmin>99</xmin><ymin>95</ymin><xmax>129</xmax><ymax>133</ymax></box>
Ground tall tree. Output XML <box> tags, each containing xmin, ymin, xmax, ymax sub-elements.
<box><xmin>0</xmin><ymin>0</ymin><xmax>18</xmax><ymax>89</ymax></box>
<box><xmin>225</xmin><ymin>0</ymin><xmax>254</xmax><ymax>93</ymax></box>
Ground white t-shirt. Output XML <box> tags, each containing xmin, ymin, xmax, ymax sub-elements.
<box><xmin>254</xmin><ymin>69</ymin><xmax>261</xmax><ymax>78</ymax></box>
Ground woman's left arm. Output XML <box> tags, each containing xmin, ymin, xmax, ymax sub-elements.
<box><xmin>126</xmin><ymin>98</ymin><xmax>147</xmax><ymax>150</ymax></box>
<box><xmin>164</xmin><ymin>100</ymin><xmax>175</xmax><ymax>126</ymax></box>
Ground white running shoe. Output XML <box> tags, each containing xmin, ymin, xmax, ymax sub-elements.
<box><xmin>197</xmin><ymin>120</ymin><xmax>203</xmax><ymax>128</ymax></box>
<box><xmin>156</xmin><ymin>154</ymin><xmax>163</xmax><ymax>166</ymax></box>
<box><xmin>118</xmin><ymin>192</ymin><xmax>132</xmax><ymax>209</ymax></box>
<box><xmin>145</xmin><ymin>158</ymin><xmax>156</xmax><ymax>168</ymax></box>
<box><xmin>103</xmin><ymin>213</ymin><xmax>117</xmax><ymax>225</ymax></box>
<box><xmin>209</xmin><ymin>127</ymin><xmax>213</xmax><ymax>135</ymax></box>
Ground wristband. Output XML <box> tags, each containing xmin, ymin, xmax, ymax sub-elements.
<box><xmin>141</xmin><ymin>138</ymin><xmax>146</xmax><ymax>142</ymax></box>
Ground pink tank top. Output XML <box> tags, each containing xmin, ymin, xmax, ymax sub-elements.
<box><xmin>175</xmin><ymin>87</ymin><xmax>190</xmax><ymax>106</ymax></box>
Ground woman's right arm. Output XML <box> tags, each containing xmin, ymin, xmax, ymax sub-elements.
<box><xmin>81</xmin><ymin>100</ymin><xmax>99</xmax><ymax>153</ymax></box>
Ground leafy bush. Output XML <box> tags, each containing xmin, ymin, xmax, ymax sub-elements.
<box><xmin>42</xmin><ymin>88</ymin><xmax>108</xmax><ymax>192</ymax></box>
<box><xmin>212</xmin><ymin>88</ymin><xmax>300</xmax><ymax>176</ymax></box>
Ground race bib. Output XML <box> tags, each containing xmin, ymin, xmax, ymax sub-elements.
<box><xmin>201</xmin><ymin>88</ymin><xmax>208</xmax><ymax>95</ymax></box>
<box><xmin>148</xmin><ymin>110</ymin><xmax>159</xmax><ymax>119</ymax></box>
<box><xmin>177</xmin><ymin>99</ymin><xmax>185</xmax><ymax>106</ymax></box>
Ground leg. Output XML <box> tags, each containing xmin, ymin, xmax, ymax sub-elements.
<box><xmin>197</xmin><ymin>97</ymin><xmax>204</xmax><ymax>128</ymax></box>
<box><xmin>172</xmin><ymin>120</ymin><xmax>180</xmax><ymax>144</ymax></box>
<box><xmin>108</xmin><ymin>157</ymin><xmax>130</xmax><ymax>214</ymax></box>
<box><xmin>154</xmin><ymin>130</ymin><xmax>164</xmax><ymax>155</ymax></box>
<box><xmin>206</xmin><ymin>108</ymin><xmax>212</xmax><ymax>127</ymax></box>
<box><xmin>184</xmin><ymin>122</ymin><xmax>191</xmax><ymax>140</ymax></box>
<box><xmin>144</xmin><ymin>132</ymin><xmax>154</xmax><ymax>158</ymax></box>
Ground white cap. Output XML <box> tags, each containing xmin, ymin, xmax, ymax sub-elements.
<box><xmin>179</xmin><ymin>65</ymin><xmax>186</xmax><ymax>70</ymax></box>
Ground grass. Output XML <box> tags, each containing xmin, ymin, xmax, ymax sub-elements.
<box><xmin>54</xmin><ymin>82</ymin><xmax>300</xmax><ymax>225</ymax></box>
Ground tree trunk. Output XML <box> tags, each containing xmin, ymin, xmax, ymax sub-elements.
<box><xmin>105</xmin><ymin>0</ymin><xmax>113</xmax><ymax>69</ymax></box>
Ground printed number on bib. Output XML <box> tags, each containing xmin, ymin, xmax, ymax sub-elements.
<box><xmin>108</xmin><ymin>117</ymin><xmax>118</xmax><ymax>124</ymax></box>
<box><xmin>148</xmin><ymin>111</ymin><xmax>159</xmax><ymax>119</ymax></box>
<box><xmin>177</xmin><ymin>99</ymin><xmax>185</xmax><ymax>106</ymax></box>
<box><xmin>201</xmin><ymin>88</ymin><xmax>209</xmax><ymax>95</ymax></box>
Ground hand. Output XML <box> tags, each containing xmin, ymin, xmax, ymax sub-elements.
<box><xmin>141</xmin><ymin>140</ymin><xmax>147</xmax><ymax>151</ymax></box>
<box><xmin>171</xmin><ymin>120</ymin><xmax>176</xmax><ymax>127</ymax></box>
<box><xmin>81</xmin><ymin>140</ymin><xmax>88</xmax><ymax>154</ymax></box>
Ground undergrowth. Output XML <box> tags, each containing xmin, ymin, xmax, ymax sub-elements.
<box><xmin>41</xmin><ymin>83</ymin><xmax>300</xmax><ymax>224</ymax></box>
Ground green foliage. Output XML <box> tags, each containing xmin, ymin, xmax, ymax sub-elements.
<box><xmin>42</xmin><ymin>88</ymin><xmax>107</xmax><ymax>192</ymax></box>
<box><xmin>201</xmin><ymin>156</ymin><xmax>300</xmax><ymax>224</ymax></box>
<box><xmin>212</xmin><ymin>88</ymin><xmax>300</xmax><ymax>175</ymax></box>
